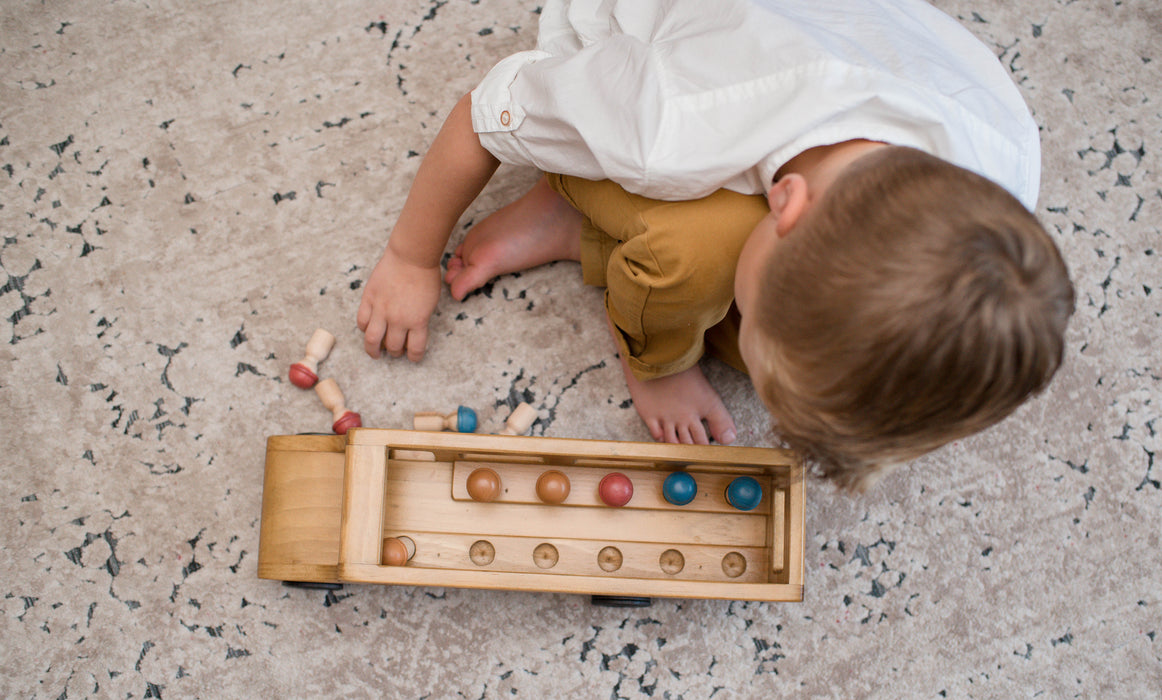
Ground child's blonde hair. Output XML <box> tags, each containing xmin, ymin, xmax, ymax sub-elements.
<box><xmin>752</xmin><ymin>147</ymin><xmax>1074</xmax><ymax>491</ymax></box>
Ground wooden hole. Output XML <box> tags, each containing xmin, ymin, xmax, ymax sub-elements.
<box><xmin>469</xmin><ymin>540</ymin><xmax>495</xmax><ymax>566</ymax></box>
<box><xmin>533</xmin><ymin>543</ymin><xmax>559</xmax><ymax>569</ymax></box>
<box><xmin>721</xmin><ymin>551</ymin><xmax>747</xmax><ymax>578</ymax></box>
<box><xmin>659</xmin><ymin>549</ymin><xmax>685</xmax><ymax>575</ymax></box>
<box><xmin>597</xmin><ymin>546</ymin><xmax>623</xmax><ymax>572</ymax></box>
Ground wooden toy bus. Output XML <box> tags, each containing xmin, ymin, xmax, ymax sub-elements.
<box><xmin>258</xmin><ymin>429</ymin><xmax>805</xmax><ymax>603</ymax></box>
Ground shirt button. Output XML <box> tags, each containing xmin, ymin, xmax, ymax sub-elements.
<box><xmin>500</xmin><ymin>110</ymin><xmax>511</xmax><ymax>126</ymax></box>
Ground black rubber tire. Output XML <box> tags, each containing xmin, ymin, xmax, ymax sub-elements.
<box><xmin>590</xmin><ymin>594</ymin><xmax>652</xmax><ymax>607</ymax></box>
<box><xmin>282</xmin><ymin>581</ymin><xmax>344</xmax><ymax>591</ymax></box>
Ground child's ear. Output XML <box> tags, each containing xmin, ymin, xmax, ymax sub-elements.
<box><xmin>766</xmin><ymin>173</ymin><xmax>809</xmax><ymax>238</ymax></box>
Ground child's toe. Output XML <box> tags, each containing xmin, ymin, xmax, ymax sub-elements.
<box><xmin>646</xmin><ymin>419</ymin><xmax>665</xmax><ymax>442</ymax></box>
<box><xmin>706</xmin><ymin>409</ymin><xmax>736</xmax><ymax>445</ymax></box>
<box><xmin>686</xmin><ymin>420</ymin><xmax>710</xmax><ymax>445</ymax></box>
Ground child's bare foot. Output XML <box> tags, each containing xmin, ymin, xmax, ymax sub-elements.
<box><xmin>445</xmin><ymin>176</ymin><xmax>583</xmax><ymax>300</ymax></box>
<box><xmin>619</xmin><ymin>353</ymin><xmax>738</xmax><ymax>445</ymax></box>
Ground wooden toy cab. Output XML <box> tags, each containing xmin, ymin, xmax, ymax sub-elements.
<box><xmin>258</xmin><ymin>429</ymin><xmax>805</xmax><ymax>603</ymax></box>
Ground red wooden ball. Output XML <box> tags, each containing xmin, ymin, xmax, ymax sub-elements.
<box><xmin>598</xmin><ymin>472</ymin><xmax>633</xmax><ymax>507</ymax></box>
<box><xmin>466</xmin><ymin>467</ymin><xmax>502</xmax><ymax>502</ymax></box>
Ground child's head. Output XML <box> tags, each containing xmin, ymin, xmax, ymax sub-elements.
<box><xmin>735</xmin><ymin>146</ymin><xmax>1075</xmax><ymax>491</ymax></box>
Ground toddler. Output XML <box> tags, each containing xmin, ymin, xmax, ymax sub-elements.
<box><xmin>357</xmin><ymin>0</ymin><xmax>1074</xmax><ymax>489</ymax></box>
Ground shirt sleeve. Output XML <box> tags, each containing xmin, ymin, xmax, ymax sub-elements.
<box><xmin>470</xmin><ymin>35</ymin><xmax>666</xmax><ymax>192</ymax></box>
<box><xmin>469</xmin><ymin>0</ymin><xmax>1041</xmax><ymax>208</ymax></box>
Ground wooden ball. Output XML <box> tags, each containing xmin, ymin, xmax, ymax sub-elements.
<box><xmin>381</xmin><ymin>537</ymin><xmax>411</xmax><ymax>566</ymax></box>
<box><xmin>536</xmin><ymin>470</ymin><xmax>571</xmax><ymax>504</ymax></box>
<box><xmin>662</xmin><ymin>471</ymin><xmax>698</xmax><ymax>506</ymax></box>
<box><xmin>466</xmin><ymin>467</ymin><xmax>502</xmax><ymax>502</ymax></box>
<box><xmin>598</xmin><ymin>472</ymin><xmax>633</xmax><ymax>507</ymax></box>
<box><xmin>725</xmin><ymin>476</ymin><xmax>762</xmax><ymax>511</ymax></box>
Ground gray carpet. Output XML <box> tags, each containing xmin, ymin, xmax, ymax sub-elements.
<box><xmin>2</xmin><ymin>0</ymin><xmax>1158</xmax><ymax>697</ymax></box>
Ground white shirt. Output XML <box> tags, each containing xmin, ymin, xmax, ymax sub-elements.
<box><xmin>470</xmin><ymin>0</ymin><xmax>1040</xmax><ymax>209</ymax></box>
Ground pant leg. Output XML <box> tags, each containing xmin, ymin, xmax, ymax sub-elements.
<box><xmin>546</xmin><ymin>174</ymin><xmax>767</xmax><ymax>381</ymax></box>
<box><xmin>544</xmin><ymin>173</ymin><xmax>642</xmax><ymax>287</ymax></box>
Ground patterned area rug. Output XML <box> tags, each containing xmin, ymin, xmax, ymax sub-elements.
<box><xmin>1</xmin><ymin>0</ymin><xmax>1158</xmax><ymax>697</ymax></box>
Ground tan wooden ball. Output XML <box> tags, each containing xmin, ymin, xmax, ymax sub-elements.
<box><xmin>535</xmin><ymin>470</ymin><xmax>571</xmax><ymax>504</ymax></box>
<box><xmin>466</xmin><ymin>467</ymin><xmax>502</xmax><ymax>502</ymax></box>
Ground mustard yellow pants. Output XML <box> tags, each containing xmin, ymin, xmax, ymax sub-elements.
<box><xmin>545</xmin><ymin>174</ymin><xmax>769</xmax><ymax>380</ymax></box>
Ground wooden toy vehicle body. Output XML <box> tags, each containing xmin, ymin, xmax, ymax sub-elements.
<box><xmin>258</xmin><ymin>429</ymin><xmax>805</xmax><ymax>602</ymax></box>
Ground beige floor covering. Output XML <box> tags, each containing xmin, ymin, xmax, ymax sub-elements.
<box><xmin>1</xmin><ymin>0</ymin><xmax>1159</xmax><ymax>697</ymax></box>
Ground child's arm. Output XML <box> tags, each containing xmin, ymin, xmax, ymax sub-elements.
<box><xmin>357</xmin><ymin>92</ymin><xmax>500</xmax><ymax>360</ymax></box>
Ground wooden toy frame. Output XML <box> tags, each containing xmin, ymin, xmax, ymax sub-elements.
<box><xmin>258</xmin><ymin>429</ymin><xmax>805</xmax><ymax>602</ymax></box>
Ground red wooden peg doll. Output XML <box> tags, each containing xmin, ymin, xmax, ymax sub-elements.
<box><xmin>288</xmin><ymin>328</ymin><xmax>335</xmax><ymax>388</ymax></box>
<box><xmin>315</xmin><ymin>378</ymin><xmax>361</xmax><ymax>434</ymax></box>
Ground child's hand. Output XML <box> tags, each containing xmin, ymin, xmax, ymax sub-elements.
<box><xmin>355</xmin><ymin>92</ymin><xmax>499</xmax><ymax>361</ymax></box>
<box><xmin>357</xmin><ymin>245</ymin><xmax>442</xmax><ymax>361</ymax></box>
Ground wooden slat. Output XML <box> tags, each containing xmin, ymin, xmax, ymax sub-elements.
<box><xmin>337</xmin><ymin>444</ymin><xmax>388</xmax><ymax>570</ymax></box>
<box><xmin>383</xmin><ymin>460</ymin><xmax>769</xmax><ymax>549</ymax></box>
<box><xmin>265</xmin><ymin>434</ymin><xmax>346</xmax><ymax>453</ymax></box>
<box><xmin>340</xmin><ymin>562</ymin><xmax>803</xmax><ymax>602</ymax></box>
<box><xmin>768</xmin><ymin>489</ymin><xmax>785</xmax><ymax>574</ymax></box>
<box><xmin>257</xmin><ymin>439</ymin><xmax>345</xmax><ymax>583</ymax></box>
<box><xmin>382</xmin><ymin>531</ymin><xmax>770</xmax><ymax>583</ymax></box>
<box><xmin>348</xmin><ymin>428</ymin><xmax>798</xmax><ymax>470</ymax></box>
<box><xmin>783</xmin><ymin>468</ymin><xmax>806</xmax><ymax>588</ymax></box>
<box><xmin>451</xmin><ymin>460</ymin><xmax>772</xmax><ymax>515</ymax></box>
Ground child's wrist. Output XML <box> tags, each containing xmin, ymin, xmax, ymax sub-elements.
<box><xmin>385</xmin><ymin>237</ymin><xmax>442</xmax><ymax>271</ymax></box>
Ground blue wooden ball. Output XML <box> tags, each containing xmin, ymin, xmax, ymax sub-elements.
<box><xmin>725</xmin><ymin>476</ymin><xmax>762</xmax><ymax>511</ymax></box>
<box><xmin>663</xmin><ymin>472</ymin><xmax>698</xmax><ymax>506</ymax></box>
